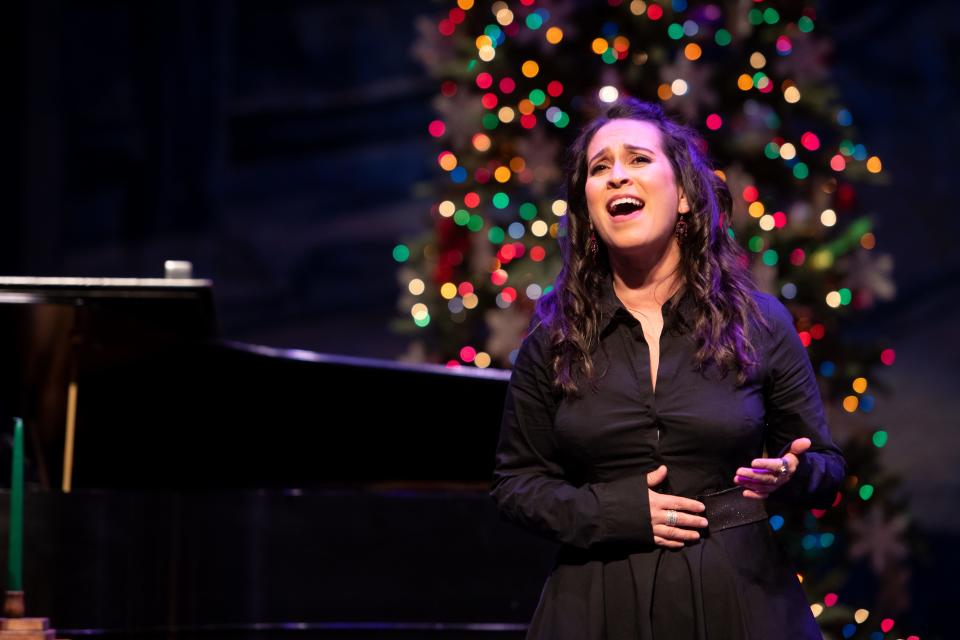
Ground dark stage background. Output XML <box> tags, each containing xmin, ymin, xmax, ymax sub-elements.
<box><xmin>1</xmin><ymin>0</ymin><xmax>958</xmax><ymax>637</ymax></box>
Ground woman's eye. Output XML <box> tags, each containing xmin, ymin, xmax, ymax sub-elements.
<box><xmin>632</xmin><ymin>156</ymin><xmax>650</xmax><ymax>164</ymax></box>
<box><xmin>590</xmin><ymin>163</ymin><xmax>607</xmax><ymax>174</ymax></box>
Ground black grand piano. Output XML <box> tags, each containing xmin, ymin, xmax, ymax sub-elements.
<box><xmin>0</xmin><ymin>277</ymin><xmax>555</xmax><ymax>639</ymax></box>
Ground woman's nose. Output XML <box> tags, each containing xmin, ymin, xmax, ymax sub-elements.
<box><xmin>607</xmin><ymin>161</ymin><xmax>630</xmax><ymax>187</ymax></box>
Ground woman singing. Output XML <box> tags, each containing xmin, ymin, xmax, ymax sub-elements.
<box><xmin>491</xmin><ymin>97</ymin><xmax>845</xmax><ymax>639</ymax></box>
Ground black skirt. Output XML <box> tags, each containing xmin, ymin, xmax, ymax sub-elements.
<box><xmin>526</xmin><ymin>520</ymin><xmax>823</xmax><ymax>640</ymax></box>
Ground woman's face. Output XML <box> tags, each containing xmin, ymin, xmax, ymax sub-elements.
<box><xmin>584</xmin><ymin>118</ymin><xmax>689</xmax><ymax>260</ymax></box>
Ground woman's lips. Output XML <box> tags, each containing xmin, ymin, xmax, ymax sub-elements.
<box><xmin>610</xmin><ymin>208</ymin><xmax>644</xmax><ymax>223</ymax></box>
<box><xmin>606</xmin><ymin>196</ymin><xmax>646</xmax><ymax>219</ymax></box>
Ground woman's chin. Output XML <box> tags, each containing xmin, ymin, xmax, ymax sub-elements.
<box><xmin>604</xmin><ymin>235</ymin><xmax>678</xmax><ymax>265</ymax></box>
<box><xmin>606</xmin><ymin>235</ymin><xmax>667</xmax><ymax>254</ymax></box>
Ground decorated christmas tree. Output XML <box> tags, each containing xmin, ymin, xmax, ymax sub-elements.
<box><xmin>396</xmin><ymin>0</ymin><xmax>919</xmax><ymax>636</ymax></box>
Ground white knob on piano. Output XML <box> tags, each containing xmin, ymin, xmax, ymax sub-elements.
<box><xmin>164</xmin><ymin>260</ymin><xmax>193</xmax><ymax>279</ymax></box>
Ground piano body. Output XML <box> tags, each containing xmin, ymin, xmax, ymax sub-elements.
<box><xmin>0</xmin><ymin>278</ymin><xmax>554</xmax><ymax>638</ymax></box>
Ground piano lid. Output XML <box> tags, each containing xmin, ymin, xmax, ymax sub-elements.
<box><xmin>1</xmin><ymin>275</ymin><xmax>219</xmax><ymax>489</ymax></box>
<box><xmin>1</xmin><ymin>277</ymin><xmax>509</xmax><ymax>490</ymax></box>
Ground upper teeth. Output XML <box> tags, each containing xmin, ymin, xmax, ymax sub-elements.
<box><xmin>609</xmin><ymin>197</ymin><xmax>642</xmax><ymax>209</ymax></box>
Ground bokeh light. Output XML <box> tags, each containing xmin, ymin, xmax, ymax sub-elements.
<box><xmin>599</xmin><ymin>85</ymin><xmax>619</xmax><ymax>102</ymax></box>
<box><xmin>393</xmin><ymin>245</ymin><xmax>410</xmax><ymax>262</ymax></box>
<box><xmin>438</xmin><ymin>151</ymin><xmax>458</xmax><ymax>171</ymax></box>
<box><xmin>800</xmin><ymin>132</ymin><xmax>820</xmax><ymax>151</ymax></box>
<box><xmin>408</xmin><ymin>279</ymin><xmax>425</xmax><ymax>296</ymax></box>
<box><xmin>438</xmin><ymin>200</ymin><xmax>456</xmax><ymax>217</ymax></box>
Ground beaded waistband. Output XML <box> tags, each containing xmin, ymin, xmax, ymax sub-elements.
<box><xmin>696</xmin><ymin>486</ymin><xmax>769</xmax><ymax>534</ymax></box>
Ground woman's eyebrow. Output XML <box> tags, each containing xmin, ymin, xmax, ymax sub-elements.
<box><xmin>588</xmin><ymin>144</ymin><xmax>657</xmax><ymax>166</ymax></box>
<box><xmin>624</xmin><ymin>144</ymin><xmax>656</xmax><ymax>155</ymax></box>
<box><xmin>588</xmin><ymin>148</ymin><xmax>610</xmax><ymax>165</ymax></box>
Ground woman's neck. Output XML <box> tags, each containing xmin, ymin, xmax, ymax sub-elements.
<box><xmin>609</xmin><ymin>243</ymin><xmax>683</xmax><ymax>310</ymax></box>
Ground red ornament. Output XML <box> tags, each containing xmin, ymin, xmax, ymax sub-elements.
<box><xmin>835</xmin><ymin>183</ymin><xmax>856</xmax><ymax>211</ymax></box>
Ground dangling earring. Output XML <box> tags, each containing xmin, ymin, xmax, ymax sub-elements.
<box><xmin>674</xmin><ymin>214</ymin><xmax>689</xmax><ymax>244</ymax></box>
<box><xmin>675</xmin><ymin>192</ymin><xmax>690</xmax><ymax>244</ymax></box>
<box><xmin>588</xmin><ymin>229</ymin><xmax>599</xmax><ymax>258</ymax></box>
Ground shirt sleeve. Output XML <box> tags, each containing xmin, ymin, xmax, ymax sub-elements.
<box><xmin>490</xmin><ymin>321</ymin><xmax>655</xmax><ymax>549</ymax></box>
<box><xmin>759</xmin><ymin>294</ymin><xmax>847</xmax><ymax>509</ymax></box>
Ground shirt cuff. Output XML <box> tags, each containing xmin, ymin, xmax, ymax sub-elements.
<box><xmin>591</xmin><ymin>474</ymin><xmax>655</xmax><ymax>546</ymax></box>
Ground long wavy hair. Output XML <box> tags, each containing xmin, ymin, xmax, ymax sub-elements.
<box><xmin>537</xmin><ymin>98</ymin><xmax>768</xmax><ymax>395</ymax></box>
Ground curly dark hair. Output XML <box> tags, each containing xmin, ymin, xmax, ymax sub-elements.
<box><xmin>536</xmin><ymin>97</ymin><xmax>768</xmax><ymax>395</ymax></box>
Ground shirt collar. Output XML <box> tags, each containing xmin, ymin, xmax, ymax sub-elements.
<box><xmin>599</xmin><ymin>277</ymin><xmax>696</xmax><ymax>336</ymax></box>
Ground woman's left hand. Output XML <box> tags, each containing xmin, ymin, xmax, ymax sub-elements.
<box><xmin>734</xmin><ymin>437</ymin><xmax>811</xmax><ymax>499</ymax></box>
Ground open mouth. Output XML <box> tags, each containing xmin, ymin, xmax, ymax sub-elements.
<box><xmin>607</xmin><ymin>197</ymin><xmax>645</xmax><ymax>217</ymax></box>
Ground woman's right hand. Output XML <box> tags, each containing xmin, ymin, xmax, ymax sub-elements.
<box><xmin>646</xmin><ymin>465</ymin><xmax>709</xmax><ymax>548</ymax></box>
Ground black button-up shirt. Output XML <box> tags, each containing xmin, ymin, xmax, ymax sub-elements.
<box><xmin>491</xmin><ymin>277</ymin><xmax>846</xmax><ymax>550</ymax></box>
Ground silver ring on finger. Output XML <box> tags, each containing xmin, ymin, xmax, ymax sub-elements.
<box><xmin>777</xmin><ymin>457</ymin><xmax>789</xmax><ymax>476</ymax></box>
<box><xmin>666</xmin><ymin>509</ymin><xmax>679</xmax><ymax>527</ymax></box>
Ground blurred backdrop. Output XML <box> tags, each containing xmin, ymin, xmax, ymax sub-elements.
<box><xmin>0</xmin><ymin>0</ymin><xmax>958</xmax><ymax>637</ymax></box>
